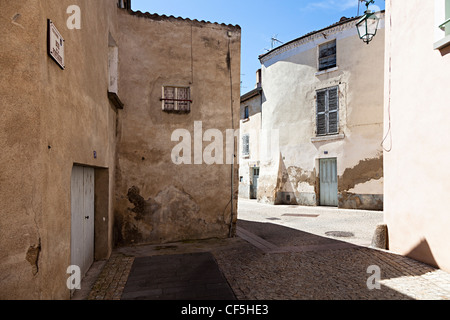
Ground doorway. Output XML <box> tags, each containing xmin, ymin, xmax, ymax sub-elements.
<box><xmin>70</xmin><ymin>166</ymin><xmax>95</xmax><ymax>282</ymax></box>
<box><xmin>319</xmin><ymin>158</ymin><xmax>338</xmax><ymax>207</ymax></box>
<box><xmin>250</xmin><ymin>167</ymin><xmax>260</xmax><ymax>199</ymax></box>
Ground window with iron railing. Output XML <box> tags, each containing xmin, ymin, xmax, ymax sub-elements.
<box><xmin>161</xmin><ymin>86</ymin><xmax>191</xmax><ymax>113</ymax></box>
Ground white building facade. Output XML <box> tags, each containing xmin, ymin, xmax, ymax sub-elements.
<box><xmin>256</xmin><ymin>14</ymin><xmax>385</xmax><ymax>210</ymax></box>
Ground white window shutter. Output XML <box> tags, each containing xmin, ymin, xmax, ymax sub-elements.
<box><xmin>316</xmin><ymin>86</ymin><xmax>339</xmax><ymax>135</ymax></box>
<box><xmin>242</xmin><ymin>134</ymin><xmax>250</xmax><ymax>156</ymax></box>
<box><xmin>163</xmin><ymin>87</ymin><xmax>175</xmax><ymax>111</ymax></box>
<box><xmin>177</xmin><ymin>87</ymin><xmax>190</xmax><ymax>112</ymax></box>
<box><xmin>162</xmin><ymin>86</ymin><xmax>190</xmax><ymax>113</ymax></box>
<box><xmin>316</xmin><ymin>90</ymin><xmax>327</xmax><ymax>135</ymax></box>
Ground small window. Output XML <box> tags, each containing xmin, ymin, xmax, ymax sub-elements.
<box><xmin>244</xmin><ymin>106</ymin><xmax>249</xmax><ymax>119</ymax></box>
<box><xmin>316</xmin><ymin>86</ymin><xmax>339</xmax><ymax>136</ymax></box>
<box><xmin>443</xmin><ymin>0</ymin><xmax>450</xmax><ymax>36</ymax></box>
<box><xmin>435</xmin><ymin>0</ymin><xmax>450</xmax><ymax>49</ymax></box>
<box><xmin>242</xmin><ymin>134</ymin><xmax>250</xmax><ymax>156</ymax></box>
<box><xmin>318</xmin><ymin>40</ymin><xmax>336</xmax><ymax>71</ymax></box>
<box><xmin>162</xmin><ymin>86</ymin><xmax>191</xmax><ymax>113</ymax></box>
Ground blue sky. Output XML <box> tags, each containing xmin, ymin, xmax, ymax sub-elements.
<box><xmin>131</xmin><ymin>0</ymin><xmax>385</xmax><ymax>94</ymax></box>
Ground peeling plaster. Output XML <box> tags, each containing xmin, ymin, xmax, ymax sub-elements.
<box><xmin>25</xmin><ymin>239</ymin><xmax>41</xmax><ymax>276</ymax></box>
<box><xmin>338</xmin><ymin>155</ymin><xmax>383</xmax><ymax>193</ymax></box>
<box><xmin>119</xmin><ymin>185</ymin><xmax>207</xmax><ymax>245</ymax></box>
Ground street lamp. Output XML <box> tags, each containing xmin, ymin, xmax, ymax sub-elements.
<box><xmin>356</xmin><ymin>0</ymin><xmax>380</xmax><ymax>44</ymax></box>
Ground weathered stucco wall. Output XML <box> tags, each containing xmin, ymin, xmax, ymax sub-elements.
<box><xmin>384</xmin><ymin>0</ymin><xmax>450</xmax><ymax>271</ymax></box>
<box><xmin>115</xmin><ymin>11</ymin><xmax>241</xmax><ymax>245</ymax></box>
<box><xmin>0</xmin><ymin>0</ymin><xmax>119</xmax><ymax>299</ymax></box>
<box><xmin>258</xmin><ymin>16</ymin><xmax>385</xmax><ymax>210</ymax></box>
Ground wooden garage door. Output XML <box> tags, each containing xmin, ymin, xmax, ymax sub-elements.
<box><xmin>70</xmin><ymin>166</ymin><xmax>95</xmax><ymax>279</ymax></box>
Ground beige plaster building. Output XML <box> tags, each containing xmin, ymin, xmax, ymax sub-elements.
<box><xmin>383</xmin><ymin>0</ymin><xmax>450</xmax><ymax>272</ymax></box>
<box><xmin>239</xmin><ymin>70</ymin><xmax>262</xmax><ymax>199</ymax></box>
<box><xmin>114</xmin><ymin>9</ymin><xmax>241</xmax><ymax>246</ymax></box>
<box><xmin>256</xmin><ymin>14</ymin><xmax>385</xmax><ymax>210</ymax></box>
<box><xmin>0</xmin><ymin>0</ymin><xmax>240</xmax><ymax>299</ymax></box>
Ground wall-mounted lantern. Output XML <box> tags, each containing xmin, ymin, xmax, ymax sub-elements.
<box><xmin>356</xmin><ymin>0</ymin><xmax>380</xmax><ymax>44</ymax></box>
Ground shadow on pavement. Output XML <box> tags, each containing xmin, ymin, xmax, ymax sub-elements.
<box><xmin>121</xmin><ymin>252</ymin><xmax>236</xmax><ymax>300</ymax></box>
<box><xmin>227</xmin><ymin>219</ymin><xmax>442</xmax><ymax>300</ymax></box>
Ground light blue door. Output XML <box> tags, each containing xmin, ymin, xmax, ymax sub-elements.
<box><xmin>251</xmin><ymin>167</ymin><xmax>260</xmax><ymax>199</ymax></box>
<box><xmin>319</xmin><ymin>158</ymin><xmax>338</xmax><ymax>207</ymax></box>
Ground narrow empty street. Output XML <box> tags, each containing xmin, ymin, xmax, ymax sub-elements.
<box><xmin>79</xmin><ymin>199</ymin><xmax>450</xmax><ymax>301</ymax></box>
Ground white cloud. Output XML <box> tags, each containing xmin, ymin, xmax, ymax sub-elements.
<box><xmin>301</xmin><ymin>0</ymin><xmax>361</xmax><ymax>13</ymax></box>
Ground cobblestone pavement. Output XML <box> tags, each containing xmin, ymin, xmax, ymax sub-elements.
<box><xmin>81</xmin><ymin>200</ymin><xmax>450</xmax><ymax>300</ymax></box>
<box><xmin>86</xmin><ymin>252</ymin><xmax>134</xmax><ymax>300</ymax></box>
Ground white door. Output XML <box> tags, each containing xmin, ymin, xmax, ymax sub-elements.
<box><xmin>71</xmin><ymin>166</ymin><xmax>95</xmax><ymax>280</ymax></box>
<box><xmin>251</xmin><ymin>167</ymin><xmax>260</xmax><ymax>199</ymax></box>
<box><xmin>319</xmin><ymin>158</ymin><xmax>338</xmax><ymax>207</ymax></box>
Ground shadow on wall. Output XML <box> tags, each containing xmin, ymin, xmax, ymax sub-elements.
<box><xmin>273</xmin><ymin>154</ymin><xmax>318</xmax><ymax>206</ymax></box>
<box><xmin>275</xmin><ymin>156</ymin><xmax>299</xmax><ymax>205</ymax></box>
<box><xmin>404</xmin><ymin>238</ymin><xmax>439</xmax><ymax>269</ymax></box>
<box><xmin>439</xmin><ymin>45</ymin><xmax>450</xmax><ymax>57</ymax></box>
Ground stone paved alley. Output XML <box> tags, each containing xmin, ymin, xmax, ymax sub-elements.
<box><xmin>76</xmin><ymin>199</ymin><xmax>450</xmax><ymax>301</ymax></box>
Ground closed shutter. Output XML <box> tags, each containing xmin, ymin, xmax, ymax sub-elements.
<box><xmin>317</xmin><ymin>90</ymin><xmax>327</xmax><ymax>135</ymax></box>
<box><xmin>162</xmin><ymin>87</ymin><xmax>191</xmax><ymax>113</ymax></box>
<box><xmin>177</xmin><ymin>87</ymin><xmax>190</xmax><ymax>112</ymax></box>
<box><xmin>328</xmin><ymin>87</ymin><xmax>339</xmax><ymax>134</ymax></box>
<box><xmin>163</xmin><ymin>87</ymin><xmax>175</xmax><ymax>111</ymax></box>
<box><xmin>242</xmin><ymin>134</ymin><xmax>250</xmax><ymax>156</ymax></box>
<box><xmin>318</xmin><ymin>40</ymin><xmax>336</xmax><ymax>71</ymax></box>
<box><xmin>316</xmin><ymin>86</ymin><xmax>339</xmax><ymax>135</ymax></box>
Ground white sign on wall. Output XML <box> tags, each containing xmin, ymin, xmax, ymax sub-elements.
<box><xmin>47</xmin><ymin>20</ymin><xmax>65</xmax><ymax>69</ymax></box>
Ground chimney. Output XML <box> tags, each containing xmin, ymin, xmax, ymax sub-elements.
<box><xmin>118</xmin><ymin>0</ymin><xmax>131</xmax><ymax>10</ymax></box>
<box><xmin>256</xmin><ymin>69</ymin><xmax>262</xmax><ymax>88</ymax></box>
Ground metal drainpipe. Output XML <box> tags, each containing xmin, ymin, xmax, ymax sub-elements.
<box><xmin>228</xmin><ymin>35</ymin><xmax>235</xmax><ymax>238</ymax></box>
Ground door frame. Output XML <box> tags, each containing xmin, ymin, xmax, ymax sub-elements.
<box><xmin>250</xmin><ymin>166</ymin><xmax>260</xmax><ymax>199</ymax></box>
<box><xmin>69</xmin><ymin>165</ymin><xmax>111</xmax><ymax>296</ymax></box>
<box><xmin>70</xmin><ymin>165</ymin><xmax>95</xmax><ymax>281</ymax></box>
<box><xmin>318</xmin><ymin>157</ymin><xmax>338</xmax><ymax>207</ymax></box>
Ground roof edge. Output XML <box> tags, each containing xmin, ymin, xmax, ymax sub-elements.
<box><xmin>126</xmin><ymin>10</ymin><xmax>241</xmax><ymax>29</ymax></box>
<box><xmin>259</xmin><ymin>11</ymin><xmax>385</xmax><ymax>62</ymax></box>
<box><xmin>241</xmin><ymin>87</ymin><xmax>262</xmax><ymax>103</ymax></box>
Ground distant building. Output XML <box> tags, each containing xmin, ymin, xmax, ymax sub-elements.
<box><xmin>255</xmin><ymin>13</ymin><xmax>385</xmax><ymax>210</ymax></box>
<box><xmin>383</xmin><ymin>0</ymin><xmax>450</xmax><ymax>272</ymax></box>
<box><xmin>239</xmin><ymin>70</ymin><xmax>262</xmax><ymax>199</ymax></box>
<box><xmin>0</xmin><ymin>0</ymin><xmax>240</xmax><ymax>299</ymax></box>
